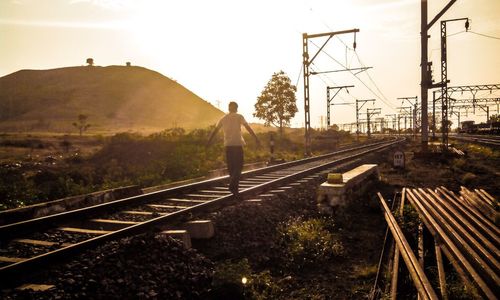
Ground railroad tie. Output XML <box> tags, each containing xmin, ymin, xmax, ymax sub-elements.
<box><xmin>57</xmin><ymin>227</ymin><xmax>112</xmax><ymax>235</ymax></box>
<box><xmin>13</xmin><ymin>239</ymin><xmax>73</xmax><ymax>248</ymax></box>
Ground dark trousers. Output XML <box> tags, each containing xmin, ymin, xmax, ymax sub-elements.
<box><xmin>225</xmin><ymin>146</ymin><xmax>243</xmax><ymax>193</ymax></box>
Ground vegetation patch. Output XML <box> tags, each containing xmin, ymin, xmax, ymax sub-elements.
<box><xmin>276</xmin><ymin>217</ymin><xmax>344</xmax><ymax>271</ymax></box>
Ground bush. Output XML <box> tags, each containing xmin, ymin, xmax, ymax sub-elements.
<box><xmin>277</xmin><ymin>217</ymin><xmax>344</xmax><ymax>270</ymax></box>
<box><xmin>211</xmin><ymin>259</ymin><xmax>282</xmax><ymax>300</ymax></box>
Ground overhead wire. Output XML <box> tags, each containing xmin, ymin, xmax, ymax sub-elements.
<box><xmin>353</xmin><ymin>51</ymin><xmax>396</xmax><ymax>109</ymax></box>
<box><xmin>295</xmin><ymin>64</ymin><xmax>303</xmax><ymax>87</ymax></box>
<box><xmin>468</xmin><ymin>30</ymin><xmax>500</xmax><ymax>40</ymax></box>
<box><xmin>310</xmin><ymin>63</ymin><xmax>353</xmax><ymax>103</ymax></box>
<box><xmin>447</xmin><ymin>30</ymin><xmax>466</xmax><ymax>37</ymax></box>
<box><xmin>309</xmin><ymin>39</ymin><xmax>396</xmax><ymax>110</ymax></box>
<box><xmin>311</xmin><ymin>8</ymin><xmax>399</xmax><ymax>112</ymax></box>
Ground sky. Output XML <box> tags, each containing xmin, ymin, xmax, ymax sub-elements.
<box><xmin>1</xmin><ymin>0</ymin><xmax>500</xmax><ymax>128</ymax></box>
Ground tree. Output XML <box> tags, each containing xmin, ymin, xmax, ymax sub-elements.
<box><xmin>254</xmin><ymin>70</ymin><xmax>298</xmax><ymax>135</ymax></box>
<box><xmin>86</xmin><ymin>58</ymin><xmax>94</xmax><ymax>66</ymax></box>
<box><xmin>489</xmin><ymin>114</ymin><xmax>499</xmax><ymax>123</ymax></box>
<box><xmin>73</xmin><ymin>114</ymin><xmax>91</xmax><ymax>136</ymax></box>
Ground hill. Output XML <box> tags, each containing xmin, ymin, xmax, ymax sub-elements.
<box><xmin>0</xmin><ymin>65</ymin><xmax>223</xmax><ymax>133</ymax></box>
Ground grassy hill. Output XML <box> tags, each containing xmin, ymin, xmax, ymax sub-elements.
<box><xmin>0</xmin><ymin>65</ymin><xmax>223</xmax><ymax>133</ymax></box>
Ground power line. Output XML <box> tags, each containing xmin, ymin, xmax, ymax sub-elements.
<box><xmin>295</xmin><ymin>64</ymin><xmax>303</xmax><ymax>87</ymax></box>
<box><xmin>306</xmin><ymin>7</ymin><xmax>395</xmax><ymax>111</ymax></box>
<box><xmin>310</xmin><ymin>38</ymin><xmax>396</xmax><ymax>111</ymax></box>
<box><xmin>354</xmin><ymin>52</ymin><xmax>396</xmax><ymax>110</ymax></box>
<box><xmin>309</xmin><ymin>41</ymin><xmax>383</xmax><ymax>103</ymax></box>
<box><xmin>447</xmin><ymin>30</ymin><xmax>466</xmax><ymax>37</ymax></box>
<box><xmin>468</xmin><ymin>30</ymin><xmax>500</xmax><ymax>40</ymax></box>
<box><xmin>310</xmin><ymin>63</ymin><xmax>351</xmax><ymax>103</ymax></box>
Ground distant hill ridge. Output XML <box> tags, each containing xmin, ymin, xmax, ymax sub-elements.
<box><xmin>0</xmin><ymin>65</ymin><xmax>223</xmax><ymax>132</ymax></box>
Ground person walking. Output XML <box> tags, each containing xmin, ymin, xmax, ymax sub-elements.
<box><xmin>207</xmin><ymin>101</ymin><xmax>260</xmax><ymax>195</ymax></box>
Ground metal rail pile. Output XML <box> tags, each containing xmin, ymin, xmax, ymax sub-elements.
<box><xmin>378</xmin><ymin>186</ymin><xmax>498</xmax><ymax>300</ymax></box>
<box><xmin>377</xmin><ymin>192</ymin><xmax>438</xmax><ymax>300</ymax></box>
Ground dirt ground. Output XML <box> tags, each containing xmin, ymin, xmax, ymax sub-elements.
<box><xmin>379</xmin><ymin>139</ymin><xmax>499</xmax><ymax>197</ymax></box>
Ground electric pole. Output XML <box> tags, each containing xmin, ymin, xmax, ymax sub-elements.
<box><xmin>302</xmin><ymin>29</ymin><xmax>359</xmax><ymax>155</ymax></box>
<box><xmin>356</xmin><ymin>99</ymin><xmax>375</xmax><ymax>141</ymax></box>
<box><xmin>421</xmin><ymin>0</ymin><xmax>457</xmax><ymax>152</ymax></box>
<box><xmin>366</xmin><ymin>108</ymin><xmax>381</xmax><ymax>138</ymax></box>
<box><xmin>398</xmin><ymin>96</ymin><xmax>418</xmax><ymax>139</ymax></box>
<box><xmin>326</xmin><ymin>85</ymin><xmax>354</xmax><ymax>129</ymax></box>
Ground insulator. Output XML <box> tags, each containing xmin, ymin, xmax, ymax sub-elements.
<box><xmin>353</xmin><ymin>41</ymin><xmax>357</xmax><ymax>50</ymax></box>
<box><xmin>465</xmin><ymin>19</ymin><xmax>470</xmax><ymax>31</ymax></box>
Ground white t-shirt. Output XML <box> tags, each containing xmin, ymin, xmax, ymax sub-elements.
<box><xmin>217</xmin><ymin>113</ymin><xmax>248</xmax><ymax>146</ymax></box>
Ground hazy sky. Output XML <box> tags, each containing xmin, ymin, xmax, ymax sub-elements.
<box><xmin>1</xmin><ymin>0</ymin><xmax>499</xmax><ymax>127</ymax></box>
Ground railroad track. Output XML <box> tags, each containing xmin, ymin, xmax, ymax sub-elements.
<box><xmin>450</xmin><ymin>134</ymin><xmax>500</xmax><ymax>147</ymax></box>
<box><xmin>0</xmin><ymin>138</ymin><xmax>402</xmax><ymax>287</ymax></box>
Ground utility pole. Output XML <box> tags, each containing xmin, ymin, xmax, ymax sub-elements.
<box><xmin>432</xmin><ymin>90</ymin><xmax>438</xmax><ymax>140</ymax></box>
<box><xmin>398</xmin><ymin>96</ymin><xmax>418</xmax><ymax>139</ymax></box>
<box><xmin>356</xmin><ymin>99</ymin><xmax>375</xmax><ymax>141</ymax></box>
<box><xmin>397</xmin><ymin>114</ymin><xmax>401</xmax><ymax>135</ymax></box>
<box><xmin>386</xmin><ymin>114</ymin><xmax>397</xmax><ymax>132</ymax></box>
<box><xmin>421</xmin><ymin>0</ymin><xmax>457</xmax><ymax>152</ymax></box>
<box><xmin>302</xmin><ymin>29</ymin><xmax>359</xmax><ymax>155</ymax></box>
<box><xmin>366</xmin><ymin>108</ymin><xmax>381</xmax><ymax>138</ymax></box>
<box><xmin>440</xmin><ymin>17</ymin><xmax>469</xmax><ymax>149</ymax></box>
<box><xmin>398</xmin><ymin>107</ymin><xmax>412</xmax><ymax>135</ymax></box>
<box><xmin>326</xmin><ymin>85</ymin><xmax>354</xmax><ymax>129</ymax></box>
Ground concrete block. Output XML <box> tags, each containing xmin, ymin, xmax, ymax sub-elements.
<box><xmin>317</xmin><ymin>164</ymin><xmax>379</xmax><ymax>211</ymax></box>
<box><xmin>184</xmin><ymin>220</ymin><xmax>215</xmax><ymax>239</ymax></box>
<box><xmin>162</xmin><ymin>230</ymin><xmax>192</xmax><ymax>249</ymax></box>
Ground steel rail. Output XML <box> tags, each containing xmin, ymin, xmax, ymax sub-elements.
<box><xmin>377</xmin><ymin>193</ymin><xmax>438</xmax><ymax>300</ymax></box>
<box><xmin>436</xmin><ymin>187</ymin><xmax>500</xmax><ymax>242</ymax></box>
<box><xmin>0</xmin><ymin>139</ymin><xmax>403</xmax><ymax>287</ymax></box>
<box><xmin>451</xmin><ymin>135</ymin><xmax>500</xmax><ymax>147</ymax></box>
<box><xmin>406</xmin><ymin>189</ymin><xmax>498</xmax><ymax>299</ymax></box>
<box><xmin>426</xmin><ymin>189</ymin><xmax>500</xmax><ymax>258</ymax></box>
<box><xmin>390</xmin><ymin>187</ymin><xmax>406</xmax><ymax>300</ymax></box>
<box><xmin>437</xmin><ymin>187</ymin><xmax>500</xmax><ymax>236</ymax></box>
<box><xmin>418</xmin><ymin>189</ymin><xmax>500</xmax><ymax>274</ymax></box>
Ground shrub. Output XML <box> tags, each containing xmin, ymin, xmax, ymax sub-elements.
<box><xmin>277</xmin><ymin>217</ymin><xmax>344</xmax><ymax>270</ymax></box>
<box><xmin>211</xmin><ymin>259</ymin><xmax>281</xmax><ymax>300</ymax></box>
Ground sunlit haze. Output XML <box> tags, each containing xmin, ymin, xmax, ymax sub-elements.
<box><xmin>1</xmin><ymin>0</ymin><xmax>499</xmax><ymax>128</ymax></box>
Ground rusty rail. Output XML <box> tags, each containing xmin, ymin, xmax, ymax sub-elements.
<box><xmin>405</xmin><ymin>188</ymin><xmax>499</xmax><ymax>299</ymax></box>
<box><xmin>377</xmin><ymin>192</ymin><xmax>439</xmax><ymax>300</ymax></box>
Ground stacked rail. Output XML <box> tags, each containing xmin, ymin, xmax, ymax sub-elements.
<box><xmin>379</xmin><ymin>186</ymin><xmax>498</xmax><ymax>300</ymax></box>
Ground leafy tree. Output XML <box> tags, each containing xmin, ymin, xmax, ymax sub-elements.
<box><xmin>86</xmin><ymin>58</ymin><xmax>94</xmax><ymax>66</ymax></box>
<box><xmin>73</xmin><ymin>114</ymin><xmax>91</xmax><ymax>136</ymax></box>
<box><xmin>254</xmin><ymin>70</ymin><xmax>298</xmax><ymax>135</ymax></box>
<box><xmin>489</xmin><ymin>114</ymin><xmax>499</xmax><ymax>123</ymax></box>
